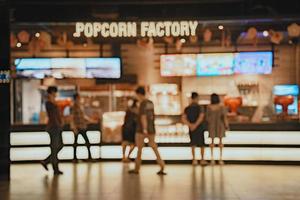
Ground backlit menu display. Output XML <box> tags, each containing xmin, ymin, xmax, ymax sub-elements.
<box><xmin>234</xmin><ymin>52</ymin><xmax>273</xmax><ymax>75</ymax></box>
<box><xmin>196</xmin><ymin>53</ymin><xmax>234</xmax><ymax>76</ymax></box>
<box><xmin>160</xmin><ymin>54</ymin><xmax>197</xmax><ymax>76</ymax></box>
<box><xmin>14</xmin><ymin>58</ymin><xmax>121</xmax><ymax>79</ymax></box>
<box><xmin>160</xmin><ymin>51</ymin><xmax>273</xmax><ymax>77</ymax></box>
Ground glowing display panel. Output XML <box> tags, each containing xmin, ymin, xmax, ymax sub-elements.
<box><xmin>160</xmin><ymin>54</ymin><xmax>197</xmax><ymax>76</ymax></box>
<box><xmin>273</xmin><ymin>85</ymin><xmax>299</xmax><ymax>115</ymax></box>
<box><xmin>15</xmin><ymin>58</ymin><xmax>121</xmax><ymax>79</ymax></box>
<box><xmin>196</xmin><ymin>53</ymin><xmax>234</xmax><ymax>76</ymax></box>
<box><xmin>234</xmin><ymin>51</ymin><xmax>273</xmax><ymax>74</ymax></box>
<box><xmin>160</xmin><ymin>52</ymin><xmax>273</xmax><ymax>77</ymax></box>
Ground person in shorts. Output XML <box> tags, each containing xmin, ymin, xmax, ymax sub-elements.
<box><xmin>182</xmin><ymin>92</ymin><xmax>208</xmax><ymax>166</ymax></box>
<box><xmin>128</xmin><ymin>86</ymin><xmax>166</xmax><ymax>175</ymax></box>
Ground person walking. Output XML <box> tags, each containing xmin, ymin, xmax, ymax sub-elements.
<box><xmin>41</xmin><ymin>86</ymin><xmax>64</xmax><ymax>175</ymax></box>
<box><xmin>71</xmin><ymin>93</ymin><xmax>95</xmax><ymax>162</ymax></box>
<box><xmin>182</xmin><ymin>92</ymin><xmax>208</xmax><ymax>166</ymax></box>
<box><xmin>206</xmin><ymin>93</ymin><xmax>229</xmax><ymax>165</ymax></box>
<box><xmin>121</xmin><ymin>98</ymin><xmax>138</xmax><ymax>163</ymax></box>
<box><xmin>128</xmin><ymin>86</ymin><xmax>166</xmax><ymax>175</ymax></box>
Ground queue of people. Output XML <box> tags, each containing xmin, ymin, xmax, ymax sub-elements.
<box><xmin>183</xmin><ymin>92</ymin><xmax>229</xmax><ymax>166</ymax></box>
<box><xmin>121</xmin><ymin>89</ymin><xmax>229</xmax><ymax>169</ymax></box>
<box><xmin>41</xmin><ymin>85</ymin><xmax>228</xmax><ymax>176</ymax></box>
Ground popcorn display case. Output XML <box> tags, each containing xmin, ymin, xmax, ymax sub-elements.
<box><xmin>147</xmin><ymin>84</ymin><xmax>189</xmax><ymax>143</ymax></box>
<box><xmin>149</xmin><ymin>84</ymin><xmax>181</xmax><ymax>115</ymax></box>
<box><xmin>101</xmin><ymin>111</ymin><xmax>125</xmax><ymax>143</ymax></box>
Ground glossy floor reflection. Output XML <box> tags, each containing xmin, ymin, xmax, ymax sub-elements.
<box><xmin>0</xmin><ymin>162</ymin><xmax>300</xmax><ymax>200</ymax></box>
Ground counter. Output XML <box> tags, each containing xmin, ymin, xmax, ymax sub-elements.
<box><xmin>10</xmin><ymin>122</ymin><xmax>300</xmax><ymax>163</ymax></box>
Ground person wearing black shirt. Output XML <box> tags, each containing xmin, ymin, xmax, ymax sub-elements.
<box><xmin>121</xmin><ymin>98</ymin><xmax>138</xmax><ymax>162</ymax></box>
<box><xmin>182</xmin><ymin>92</ymin><xmax>208</xmax><ymax>166</ymax></box>
<box><xmin>40</xmin><ymin>86</ymin><xmax>64</xmax><ymax>175</ymax></box>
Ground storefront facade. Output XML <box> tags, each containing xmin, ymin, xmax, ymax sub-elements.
<box><xmin>1</xmin><ymin>0</ymin><xmax>300</xmax><ymax>180</ymax></box>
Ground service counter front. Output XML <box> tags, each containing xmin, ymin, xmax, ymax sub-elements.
<box><xmin>10</xmin><ymin>122</ymin><xmax>300</xmax><ymax>164</ymax></box>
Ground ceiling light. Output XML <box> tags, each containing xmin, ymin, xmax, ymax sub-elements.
<box><xmin>263</xmin><ymin>30</ymin><xmax>269</xmax><ymax>37</ymax></box>
<box><xmin>35</xmin><ymin>32</ymin><xmax>40</xmax><ymax>38</ymax></box>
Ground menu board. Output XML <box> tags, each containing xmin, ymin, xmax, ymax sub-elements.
<box><xmin>86</xmin><ymin>58</ymin><xmax>121</xmax><ymax>79</ymax></box>
<box><xmin>160</xmin><ymin>51</ymin><xmax>273</xmax><ymax>77</ymax></box>
<box><xmin>196</xmin><ymin>53</ymin><xmax>234</xmax><ymax>76</ymax></box>
<box><xmin>160</xmin><ymin>54</ymin><xmax>197</xmax><ymax>76</ymax></box>
<box><xmin>234</xmin><ymin>52</ymin><xmax>273</xmax><ymax>75</ymax></box>
<box><xmin>15</xmin><ymin>58</ymin><xmax>121</xmax><ymax>79</ymax></box>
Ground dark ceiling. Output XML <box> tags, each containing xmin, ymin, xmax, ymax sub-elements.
<box><xmin>9</xmin><ymin>0</ymin><xmax>300</xmax><ymax>22</ymax></box>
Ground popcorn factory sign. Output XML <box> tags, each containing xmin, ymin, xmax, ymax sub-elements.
<box><xmin>74</xmin><ymin>21</ymin><xmax>199</xmax><ymax>38</ymax></box>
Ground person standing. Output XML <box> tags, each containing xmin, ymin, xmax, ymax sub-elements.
<box><xmin>206</xmin><ymin>93</ymin><xmax>229</xmax><ymax>165</ymax></box>
<box><xmin>121</xmin><ymin>98</ymin><xmax>138</xmax><ymax>163</ymax></box>
<box><xmin>129</xmin><ymin>86</ymin><xmax>166</xmax><ymax>175</ymax></box>
<box><xmin>71</xmin><ymin>93</ymin><xmax>94</xmax><ymax>162</ymax></box>
<box><xmin>41</xmin><ymin>86</ymin><xmax>64</xmax><ymax>175</ymax></box>
<box><xmin>182</xmin><ymin>92</ymin><xmax>207</xmax><ymax>166</ymax></box>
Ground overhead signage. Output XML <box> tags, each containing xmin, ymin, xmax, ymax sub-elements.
<box><xmin>74</xmin><ymin>21</ymin><xmax>198</xmax><ymax>38</ymax></box>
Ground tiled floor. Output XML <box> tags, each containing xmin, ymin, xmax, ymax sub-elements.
<box><xmin>0</xmin><ymin>162</ymin><xmax>300</xmax><ymax>200</ymax></box>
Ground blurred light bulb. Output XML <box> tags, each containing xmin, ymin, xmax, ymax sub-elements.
<box><xmin>35</xmin><ymin>32</ymin><xmax>40</xmax><ymax>37</ymax></box>
<box><xmin>73</xmin><ymin>32</ymin><xmax>79</xmax><ymax>37</ymax></box>
<box><xmin>218</xmin><ymin>25</ymin><xmax>224</xmax><ymax>30</ymax></box>
<box><xmin>180</xmin><ymin>38</ymin><xmax>186</xmax><ymax>43</ymax></box>
<box><xmin>16</xmin><ymin>42</ymin><xmax>22</xmax><ymax>48</ymax></box>
<box><xmin>263</xmin><ymin>30</ymin><xmax>269</xmax><ymax>37</ymax></box>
